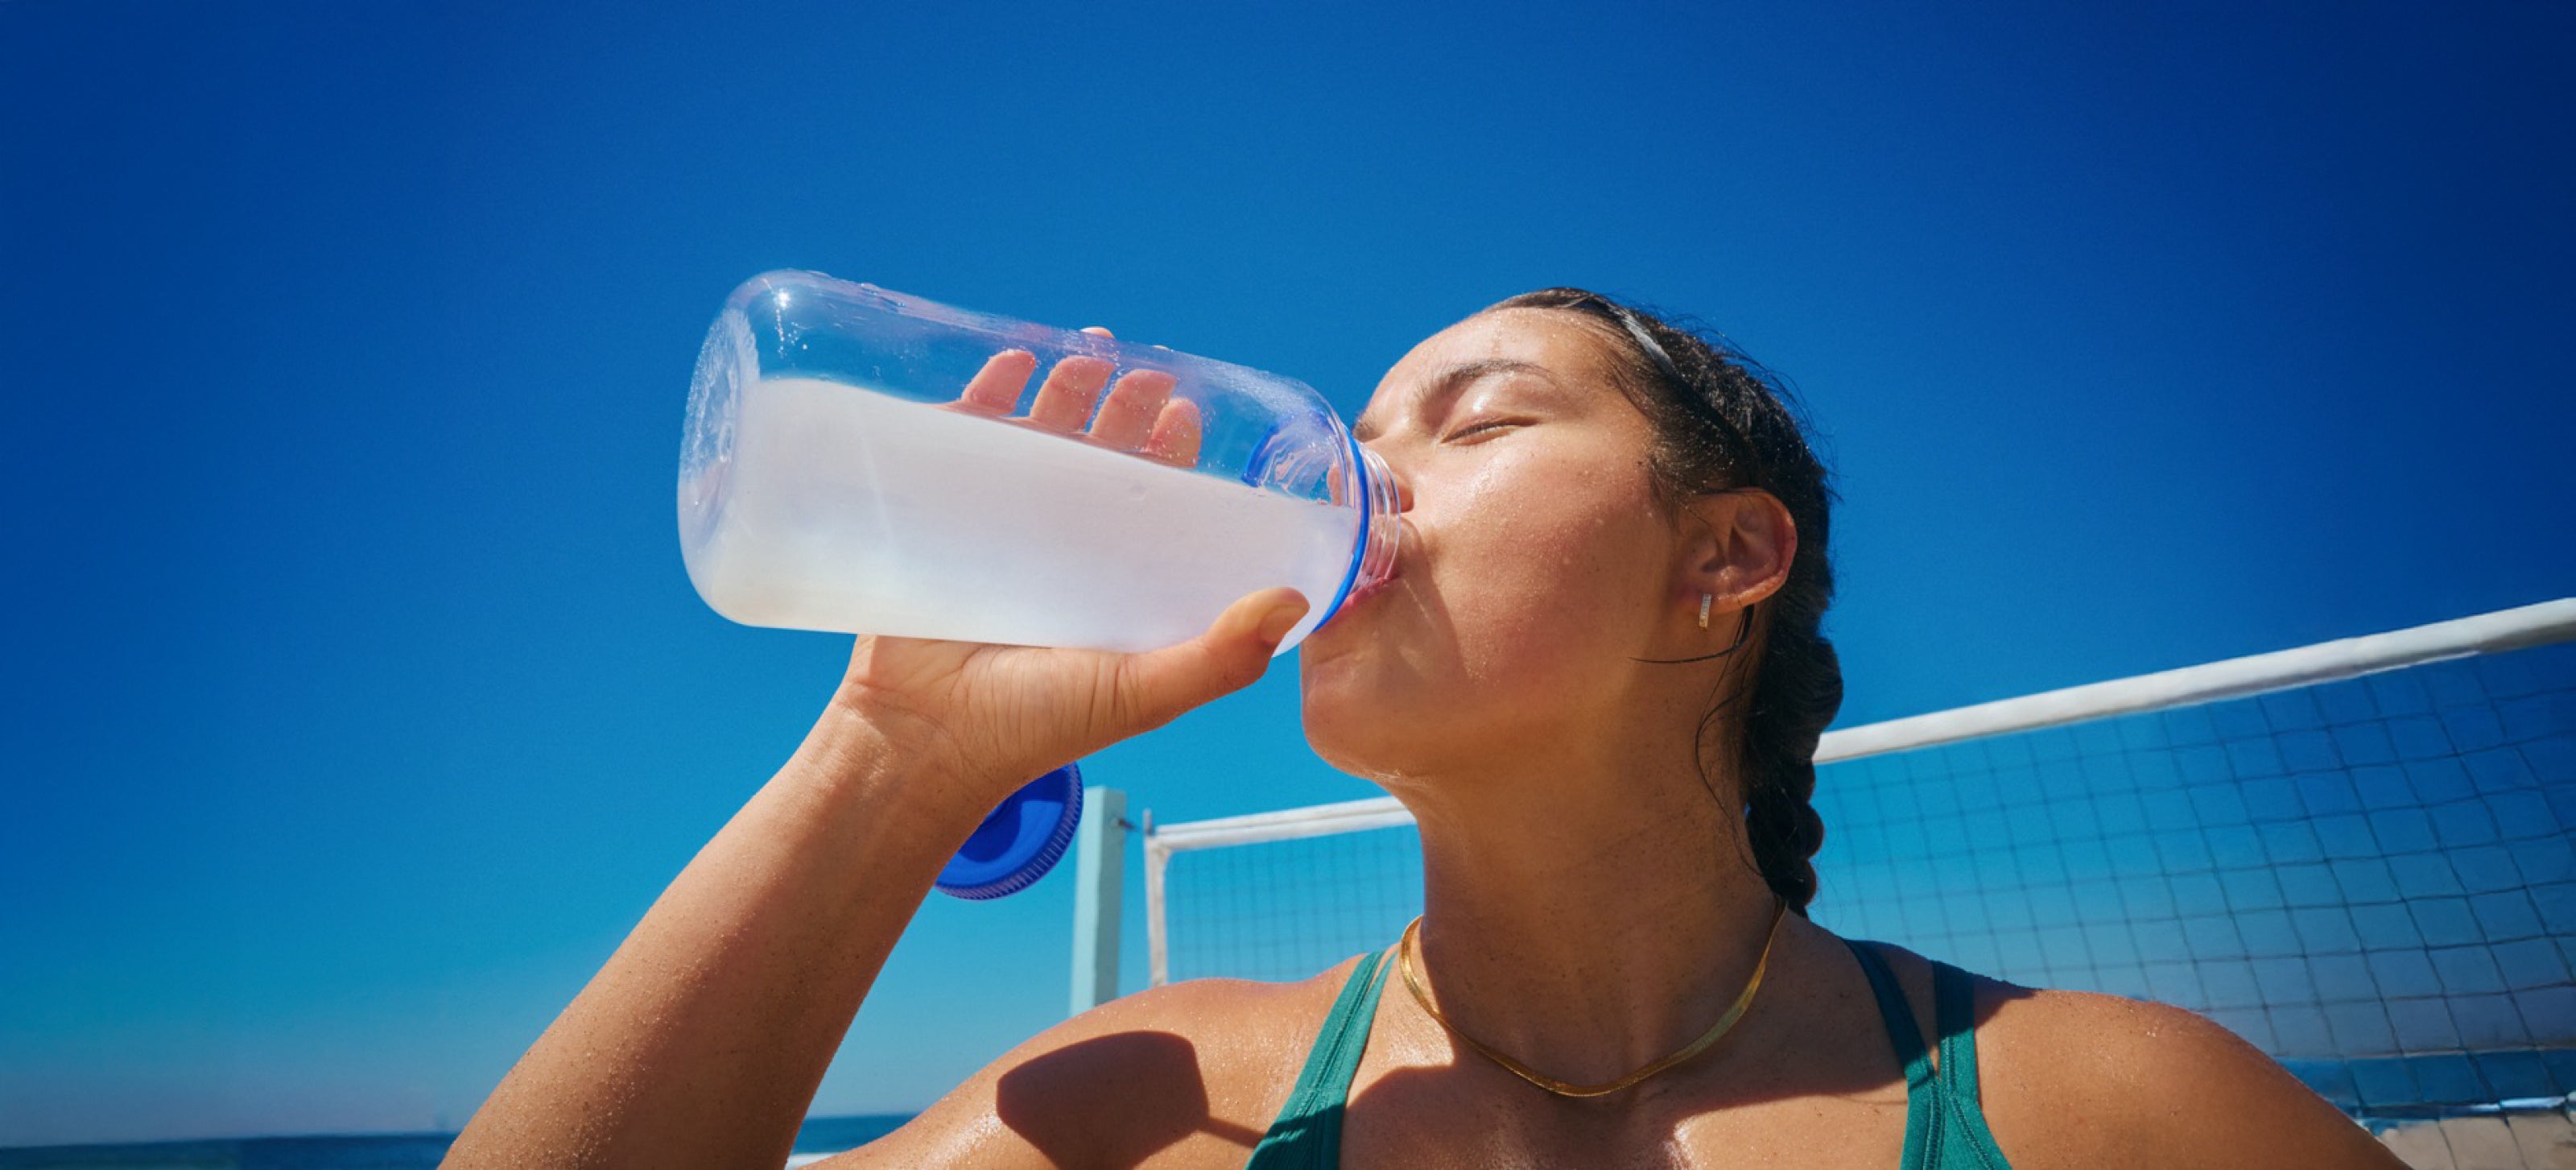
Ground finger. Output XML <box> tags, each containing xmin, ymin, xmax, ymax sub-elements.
<box><xmin>1103</xmin><ymin>589</ymin><xmax>1311</xmax><ymax>734</ymax></box>
<box><xmin>1080</xmin><ymin>326</ymin><xmax>1115</xmax><ymax>338</ymax></box>
<box><xmin>1086</xmin><ymin>370</ymin><xmax>1176</xmax><ymax>452</ymax></box>
<box><xmin>1141</xmin><ymin>398</ymin><xmax>1203</xmax><ymax>467</ymax></box>
<box><xmin>956</xmin><ymin>350</ymin><xmax>1038</xmax><ymax>415</ymax></box>
<box><xmin>1026</xmin><ymin>355</ymin><xmax>1114</xmax><ymax>432</ymax></box>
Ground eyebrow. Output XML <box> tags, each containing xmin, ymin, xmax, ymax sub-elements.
<box><xmin>1352</xmin><ymin>358</ymin><xmax>1557</xmax><ymax>443</ymax></box>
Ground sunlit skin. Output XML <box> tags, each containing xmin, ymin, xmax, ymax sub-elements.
<box><xmin>448</xmin><ymin>313</ymin><xmax>2406</xmax><ymax>1168</ymax></box>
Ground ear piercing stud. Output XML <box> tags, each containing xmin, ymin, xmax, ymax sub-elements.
<box><xmin>1699</xmin><ymin>593</ymin><xmax>1712</xmax><ymax>630</ymax></box>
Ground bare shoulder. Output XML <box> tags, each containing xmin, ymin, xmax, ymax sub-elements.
<box><xmin>810</xmin><ymin>957</ymin><xmax>1361</xmax><ymax>1168</ymax></box>
<box><xmin>1857</xmin><ymin>942</ymin><xmax>2401</xmax><ymax>1169</ymax></box>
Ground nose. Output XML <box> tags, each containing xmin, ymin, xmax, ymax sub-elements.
<box><xmin>1386</xmin><ymin>461</ymin><xmax>1415</xmax><ymax>514</ymax></box>
<box><xmin>1360</xmin><ymin>439</ymin><xmax>1415</xmax><ymax>514</ymax></box>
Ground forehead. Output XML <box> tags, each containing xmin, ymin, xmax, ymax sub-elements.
<box><xmin>1358</xmin><ymin>308</ymin><xmax>1622</xmax><ymax>424</ymax></box>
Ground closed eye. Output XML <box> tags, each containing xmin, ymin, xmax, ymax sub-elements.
<box><xmin>1443</xmin><ymin>418</ymin><xmax>1528</xmax><ymax>444</ymax></box>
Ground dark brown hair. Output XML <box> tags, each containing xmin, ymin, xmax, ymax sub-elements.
<box><xmin>1484</xmin><ymin>288</ymin><xmax>1844</xmax><ymax>918</ymax></box>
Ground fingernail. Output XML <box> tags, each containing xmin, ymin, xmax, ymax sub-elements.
<box><xmin>1256</xmin><ymin>599</ymin><xmax>1310</xmax><ymax>645</ymax></box>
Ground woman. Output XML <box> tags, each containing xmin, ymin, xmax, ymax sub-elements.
<box><xmin>448</xmin><ymin>291</ymin><xmax>2401</xmax><ymax>1168</ymax></box>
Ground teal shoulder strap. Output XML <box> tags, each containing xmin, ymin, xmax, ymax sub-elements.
<box><xmin>1244</xmin><ymin>949</ymin><xmax>1393</xmax><ymax>1170</ymax></box>
<box><xmin>1929</xmin><ymin>958</ymin><xmax>2015</xmax><ymax>1169</ymax></box>
<box><xmin>1850</xmin><ymin>939</ymin><xmax>2017</xmax><ymax>1170</ymax></box>
<box><xmin>1843</xmin><ymin>939</ymin><xmax>1941</xmax><ymax>1170</ymax></box>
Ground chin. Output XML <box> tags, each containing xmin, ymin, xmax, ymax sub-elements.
<box><xmin>1296</xmin><ymin>650</ymin><xmax>1408</xmax><ymax>780</ymax></box>
<box><xmin>1296</xmin><ymin>647</ymin><xmax>1486</xmax><ymax>783</ymax></box>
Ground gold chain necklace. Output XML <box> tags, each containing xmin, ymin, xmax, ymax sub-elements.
<box><xmin>1395</xmin><ymin>897</ymin><xmax>1788</xmax><ymax>1099</ymax></box>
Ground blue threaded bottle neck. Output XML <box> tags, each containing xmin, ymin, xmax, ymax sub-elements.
<box><xmin>1353</xmin><ymin>445</ymin><xmax>1401</xmax><ymax>593</ymax></box>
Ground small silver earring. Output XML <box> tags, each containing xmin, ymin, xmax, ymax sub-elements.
<box><xmin>1698</xmin><ymin>593</ymin><xmax>1712</xmax><ymax>630</ymax></box>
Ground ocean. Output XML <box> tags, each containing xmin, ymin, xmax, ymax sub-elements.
<box><xmin>0</xmin><ymin>1114</ymin><xmax>914</xmax><ymax>1169</ymax></box>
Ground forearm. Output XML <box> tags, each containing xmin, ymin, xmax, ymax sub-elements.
<box><xmin>447</xmin><ymin>706</ymin><xmax>984</xmax><ymax>1170</ymax></box>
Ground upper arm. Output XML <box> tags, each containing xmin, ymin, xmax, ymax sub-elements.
<box><xmin>808</xmin><ymin>974</ymin><xmax>1327</xmax><ymax>1169</ymax></box>
<box><xmin>2026</xmin><ymin>992</ymin><xmax>2406</xmax><ymax>1169</ymax></box>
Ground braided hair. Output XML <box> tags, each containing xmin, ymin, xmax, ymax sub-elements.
<box><xmin>1485</xmin><ymin>288</ymin><xmax>1844</xmax><ymax>918</ymax></box>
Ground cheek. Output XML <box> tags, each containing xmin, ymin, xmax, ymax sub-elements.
<box><xmin>1297</xmin><ymin>443</ymin><xmax>1669</xmax><ymax>774</ymax></box>
<box><xmin>1425</xmin><ymin>452</ymin><xmax>1664</xmax><ymax>679</ymax></box>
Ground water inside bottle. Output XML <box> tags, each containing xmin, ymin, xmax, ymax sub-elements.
<box><xmin>683</xmin><ymin>377</ymin><xmax>1359</xmax><ymax>653</ymax></box>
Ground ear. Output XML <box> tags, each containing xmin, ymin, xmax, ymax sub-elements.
<box><xmin>1676</xmin><ymin>489</ymin><xmax>1797</xmax><ymax>612</ymax></box>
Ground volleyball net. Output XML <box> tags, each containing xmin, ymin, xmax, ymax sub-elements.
<box><xmin>1141</xmin><ymin>598</ymin><xmax>2576</xmax><ymax>1130</ymax></box>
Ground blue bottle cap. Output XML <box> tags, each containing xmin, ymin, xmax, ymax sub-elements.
<box><xmin>935</xmin><ymin>763</ymin><xmax>1084</xmax><ymax>900</ymax></box>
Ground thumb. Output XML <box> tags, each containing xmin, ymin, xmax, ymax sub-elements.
<box><xmin>1107</xmin><ymin>588</ymin><xmax>1311</xmax><ymax>734</ymax></box>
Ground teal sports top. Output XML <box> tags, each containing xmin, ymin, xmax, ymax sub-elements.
<box><xmin>1244</xmin><ymin>936</ymin><xmax>2015</xmax><ymax>1169</ymax></box>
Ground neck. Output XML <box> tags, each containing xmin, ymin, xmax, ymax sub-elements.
<box><xmin>1389</xmin><ymin>735</ymin><xmax>1805</xmax><ymax>1093</ymax></box>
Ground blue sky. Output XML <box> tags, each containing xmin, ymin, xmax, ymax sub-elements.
<box><xmin>3</xmin><ymin>0</ymin><xmax>2570</xmax><ymax>1147</ymax></box>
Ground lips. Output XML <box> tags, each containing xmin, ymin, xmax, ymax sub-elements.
<box><xmin>1315</xmin><ymin>565</ymin><xmax>1398</xmax><ymax>640</ymax></box>
<box><xmin>1342</xmin><ymin>549</ymin><xmax>1403</xmax><ymax>608</ymax></box>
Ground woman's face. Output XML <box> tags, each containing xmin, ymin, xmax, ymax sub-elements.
<box><xmin>1299</xmin><ymin>308</ymin><xmax>1699</xmax><ymax>780</ymax></box>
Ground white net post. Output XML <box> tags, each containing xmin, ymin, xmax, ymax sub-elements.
<box><xmin>1142</xmin><ymin>796</ymin><xmax>1422</xmax><ymax>986</ymax></box>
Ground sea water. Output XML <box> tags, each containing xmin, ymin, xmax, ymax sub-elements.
<box><xmin>683</xmin><ymin>377</ymin><xmax>1360</xmax><ymax>654</ymax></box>
<box><xmin>0</xmin><ymin>1114</ymin><xmax>917</xmax><ymax>1168</ymax></box>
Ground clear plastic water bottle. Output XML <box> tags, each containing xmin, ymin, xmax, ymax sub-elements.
<box><xmin>679</xmin><ymin>270</ymin><xmax>1400</xmax><ymax>656</ymax></box>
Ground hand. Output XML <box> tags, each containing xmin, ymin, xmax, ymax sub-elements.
<box><xmin>831</xmin><ymin>329</ymin><xmax>1307</xmax><ymax>813</ymax></box>
<box><xmin>939</xmin><ymin>326</ymin><xmax>1203</xmax><ymax>467</ymax></box>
